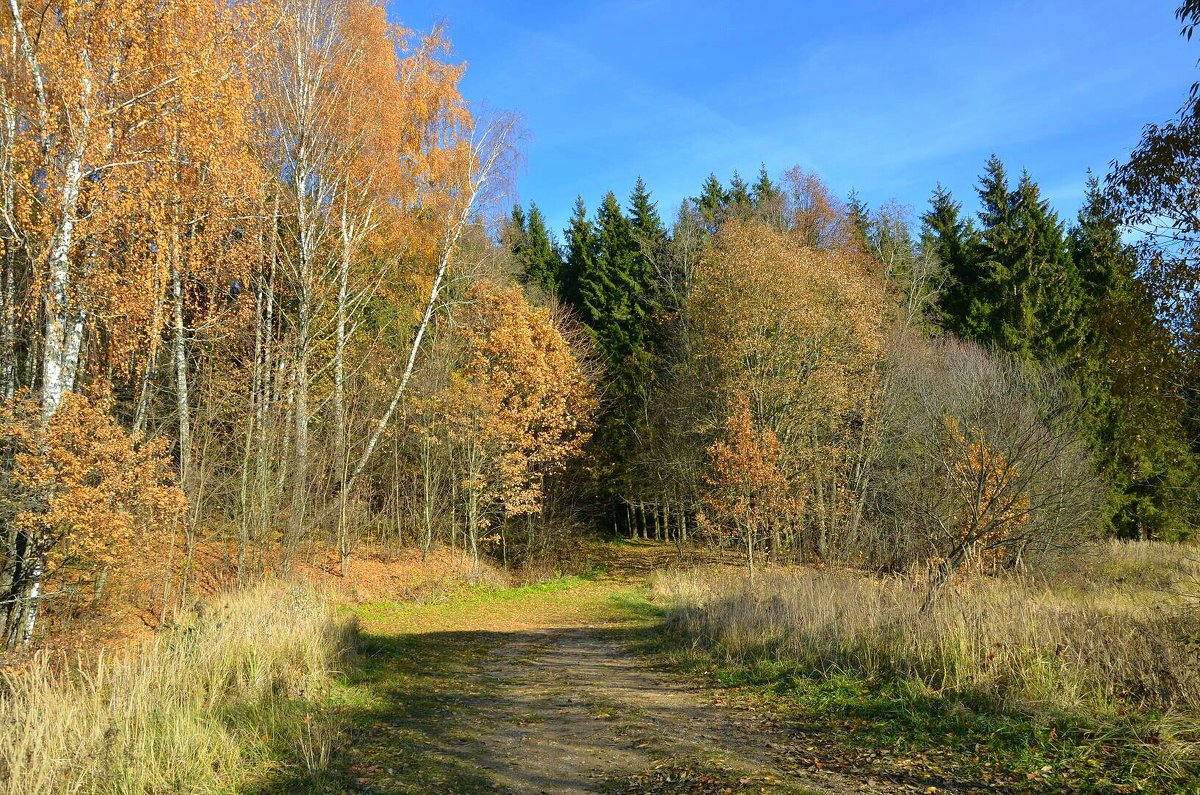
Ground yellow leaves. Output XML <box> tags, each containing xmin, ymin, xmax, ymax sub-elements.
<box><xmin>691</xmin><ymin>214</ymin><xmax>888</xmax><ymax>538</ymax></box>
<box><xmin>5</xmin><ymin>0</ymin><xmax>267</xmax><ymax>369</ymax></box>
<box><xmin>692</xmin><ymin>218</ymin><xmax>886</xmax><ymax>431</ymax></box>
<box><xmin>941</xmin><ymin>415</ymin><xmax>1031</xmax><ymax>572</ymax></box>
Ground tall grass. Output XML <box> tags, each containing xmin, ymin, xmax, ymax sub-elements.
<box><xmin>654</xmin><ymin>543</ymin><xmax>1200</xmax><ymax>715</ymax></box>
<box><xmin>0</xmin><ymin>581</ymin><xmax>356</xmax><ymax>794</ymax></box>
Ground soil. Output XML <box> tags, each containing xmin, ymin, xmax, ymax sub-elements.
<box><xmin>316</xmin><ymin>544</ymin><xmax>928</xmax><ymax>795</ymax></box>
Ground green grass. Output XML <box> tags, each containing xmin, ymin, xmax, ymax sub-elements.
<box><xmin>659</xmin><ymin>642</ymin><xmax>1200</xmax><ymax>793</ymax></box>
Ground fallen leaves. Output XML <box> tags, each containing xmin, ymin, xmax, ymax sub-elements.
<box><xmin>616</xmin><ymin>760</ymin><xmax>769</xmax><ymax>794</ymax></box>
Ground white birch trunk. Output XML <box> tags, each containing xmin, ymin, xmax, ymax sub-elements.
<box><xmin>171</xmin><ymin>253</ymin><xmax>191</xmax><ymax>487</ymax></box>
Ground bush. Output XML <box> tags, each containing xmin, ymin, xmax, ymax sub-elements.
<box><xmin>862</xmin><ymin>337</ymin><xmax>1102</xmax><ymax>584</ymax></box>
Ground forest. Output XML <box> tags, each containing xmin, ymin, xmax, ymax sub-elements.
<box><xmin>1</xmin><ymin>1</ymin><xmax>1199</xmax><ymax>793</ymax></box>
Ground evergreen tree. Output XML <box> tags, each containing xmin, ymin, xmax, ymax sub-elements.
<box><xmin>629</xmin><ymin>179</ymin><xmax>666</xmax><ymax>247</ymax></box>
<box><xmin>519</xmin><ymin>203</ymin><xmax>564</xmax><ymax>296</ymax></box>
<box><xmin>562</xmin><ymin>196</ymin><xmax>596</xmax><ymax>311</ymax></box>
<box><xmin>971</xmin><ymin>156</ymin><xmax>1016</xmax><ymax>347</ymax></box>
<box><xmin>1071</xmin><ymin>174</ymin><xmax>1127</xmax><ymax>320</ymax></box>
<box><xmin>589</xmin><ymin>191</ymin><xmax>640</xmax><ymax>356</ymax></box>
<box><xmin>939</xmin><ymin>157</ymin><xmax>1081</xmax><ymax>361</ymax></box>
<box><xmin>847</xmin><ymin>190</ymin><xmax>872</xmax><ymax>253</ymax></box>
<box><xmin>727</xmin><ymin>171</ymin><xmax>752</xmax><ymax>219</ymax></box>
<box><xmin>695</xmin><ymin>173</ymin><xmax>729</xmax><ymax>234</ymax></box>
<box><xmin>751</xmin><ymin>164</ymin><xmax>786</xmax><ymax>228</ymax></box>
<box><xmin>570</xmin><ymin>191</ymin><xmax>656</xmax><ymax>522</ymax></box>
<box><xmin>505</xmin><ymin>203</ymin><xmax>529</xmax><ymax>261</ymax></box>
<box><xmin>1010</xmin><ymin>173</ymin><xmax>1083</xmax><ymax>362</ymax></box>
<box><xmin>626</xmin><ymin>178</ymin><xmax>669</xmax><ymax>400</ymax></box>
<box><xmin>628</xmin><ymin>177</ymin><xmax>667</xmax><ymax>305</ymax></box>
<box><xmin>1070</xmin><ymin>178</ymin><xmax>1198</xmax><ymax>538</ymax></box>
<box><xmin>751</xmin><ymin>165</ymin><xmax>778</xmax><ymax>206</ymax></box>
<box><xmin>921</xmin><ymin>184</ymin><xmax>980</xmax><ymax>336</ymax></box>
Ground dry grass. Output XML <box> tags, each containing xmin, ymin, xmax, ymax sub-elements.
<box><xmin>0</xmin><ymin>580</ymin><xmax>356</xmax><ymax>794</ymax></box>
<box><xmin>654</xmin><ymin>541</ymin><xmax>1200</xmax><ymax>715</ymax></box>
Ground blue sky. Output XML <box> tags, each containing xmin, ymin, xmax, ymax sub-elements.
<box><xmin>387</xmin><ymin>1</ymin><xmax>1196</xmax><ymax>236</ymax></box>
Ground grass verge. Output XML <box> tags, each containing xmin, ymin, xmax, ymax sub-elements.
<box><xmin>0</xmin><ymin>581</ymin><xmax>356</xmax><ymax>794</ymax></box>
<box><xmin>652</xmin><ymin>557</ymin><xmax>1200</xmax><ymax>793</ymax></box>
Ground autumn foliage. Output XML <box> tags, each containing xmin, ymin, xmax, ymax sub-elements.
<box><xmin>444</xmin><ymin>281</ymin><xmax>596</xmax><ymax>564</ymax></box>
<box><xmin>0</xmin><ymin>393</ymin><xmax>186</xmax><ymax>644</ymax></box>
<box><xmin>0</xmin><ymin>0</ymin><xmax>1113</xmax><ymax>655</ymax></box>
<box><xmin>940</xmin><ymin>415</ymin><xmax>1032</xmax><ymax>575</ymax></box>
<box><xmin>700</xmin><ymin>394</ymin><xmax>792</xmax><ymax>580</ymax></box>
<box><xmin>0</xmin><ymin>0</ymin><xmax>530</xmax><ymax>648</ymax></box>
<box><xmin>689</xmin><ymin>219</ymin><xmax>888</xmax><ymax>561</ymax></box>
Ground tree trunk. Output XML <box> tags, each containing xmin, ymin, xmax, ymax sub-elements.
<box><xmin>289</xmin><ymin>293</ymin><xmax>310</xmax><ymax>566</ymax></box>
<box><xmin>420</xmin><ymin>435</ymin><xmax>435</xmax><ymax>557</ymax></box>
<box><xmin>746</xmin><ymin>523</ymin><xmax>755</xmax><ymax>585</ymax></box>
<box><xmin>171</xmin><ymin>254</ymin><xmax>191</xmax><ymax>488</ymax></box>
<box><xmin>18</xmin><ymin>62</ymin><xmax>90</xmax><ymax>645</ymax></box>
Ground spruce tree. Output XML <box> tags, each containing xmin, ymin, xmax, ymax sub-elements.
<box><xmin>562</xmin><ymin>196</ymin><xmax>596</xmax><ymax>312</ymax></box>
<box><xmin>751</xmin><ymin>164</ymin><xmax>785</xmax><ymax>228</ymax></box>
<box><xmin>629</xmin><ymin>177</ymin><xmax>666</xmax><ymax>246</ymax></box>
<box><xmin>1010</xmin><ymin>173</ymin><xmax>1082</xmax><ymax>362</ymax></box>
<box><xmin>628</xmin><ymin>177</ymin><xmax>667</xmax><ymax>310</ymax></box>
<box><xmin>519</xmin><ymin>203</ymin><xmax>563</xmax><ymax>296</ymax></box>
<box><xmin>727</xmin><ymin>171</ymin><xmax>752</xmax><ymax>219</ymax></box>
<box><xmin>971</xmin><ymin>156</ymin><xmax>1016</xmax><ymax>348</ymax></box>
<box><xmin>570</xmin><ymin>191</ymin><xmax>654</xmax><ymax>520</ymax></box>
<box><xmin>847</xmin><ymin>190</ymin><xmax>872</xmax><ymax>254</ymax></box>
<box><xmin>590</xmin><ymin>191</ymin><xmax>640</xmax><ymax>357</ymax></box>
<box><xmin>695</xmin><ymin>173</ymin><xmax>729</xmax><ymax>234</ymax></box>
<box><xmin>505</xmin><ymin>203</ymin><xmax>529</xmax><ymax>262</ymax></box>
<box><xmin>751</xmin><ymin>165</ymin><xmax>778</xmax><ymax>206</ymax></box>
<box><xmin>626</xmin><ymin>178</ymin><xmax>669</xmax><ymax>408</ymax></box>
<box><xmin>921</xmin><ymin>184</ymin><xmax>980</xmax><ymax>336</ymax></box>
<box><xmin>1070</xmin><ymin>178</ymin><xmax>1198</xmax><ymax>538</ymax></box>
<box><xmin>1071</xmin><ymin>175</ymin><xmax>1127</xmax><ymax>319</ymax></box>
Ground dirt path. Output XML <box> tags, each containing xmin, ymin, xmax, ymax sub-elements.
<box><xmin>322</xmin><ymin>556</ymin><xmax>920</xmax><ymax>795</ymax></box>
<box><xmin>467</xmin><ymin>625</ymin><xmax>855</xmax><ymax>794</ymax></box>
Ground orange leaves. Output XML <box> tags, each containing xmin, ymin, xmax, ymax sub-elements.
<box><xmin>705</xmin><ymin>394</ymin><xmax>787</xmax><ymax>514</ymax></box>
<box><xmin>691</xmin><ymin>219</ymin><xmax>886</xmax><ymax>435</ymax></box>
<box><xmin>3</xmin><ymin>0</ymin><xmax>266</xmax><ymax>368</ymax></box>
<box><xmin>689</xmin><ymin>215</ymin><xmax>888</xmax><ymax>550</ymax></box>
<box><xmin>702</xmin><ymin>393</ymin><xmax>794</xmax><ymax>552</ymax></box>
<box><xmin>941</xmin><ymin>416</ymin><xmax>1031</xmax><ymax>571</ymax></box>
<box><xmin>0</xmin><ymin>392</ymin><xmax>186</xmax><ymax>575</ymax></box>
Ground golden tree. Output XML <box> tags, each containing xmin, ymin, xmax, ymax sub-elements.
<box><xmin>445</xmin><ymin>281</ymin><xmax>596</xmax><ymax>567</ymax></box>
<box><xmin>0</xmin><ymin>0</ymin><xmax>261</xmax><ymax>643</ymax></box>
<box><xmin>688</xmin><ymin>217</ymin><xmax>888</xmax><ymax>560</ymax></box>
<box><xmin>0</xmin><ymin>393</ymin><xmax>186</xmax><ymax>647</ymax></box>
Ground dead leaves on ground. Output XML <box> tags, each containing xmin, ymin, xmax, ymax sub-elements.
<box><xmin>614</xmin><ymin>760</ymin><xmax>782</xmax><ymax>794</ymax></box>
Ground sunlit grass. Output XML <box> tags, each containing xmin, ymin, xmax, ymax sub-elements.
<box><xmin>0</xmin><ymin>581</ymin><xmax>355</xmax><ymax>794</ymax></box>
<box><xmin>651</xmin><ymin>542</ymin><xmax>1200</xmax><ymax>791</ymax></box>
